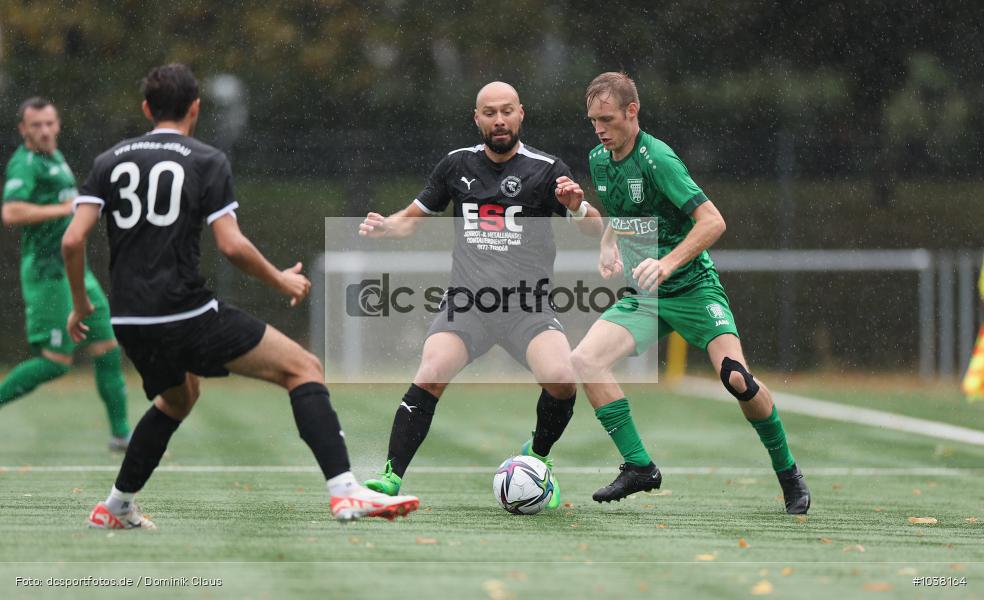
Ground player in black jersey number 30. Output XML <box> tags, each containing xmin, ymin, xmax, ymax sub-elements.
<box><xmin>62</xmin><ymin>64</ymin><xmax>418</xmax><ymax>528</ymax></box>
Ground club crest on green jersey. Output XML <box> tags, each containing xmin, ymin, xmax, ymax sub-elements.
<box><xmin>627</xmin><ymin>178</ymin><xmax>644</xmax><ymax>203</ymax></box>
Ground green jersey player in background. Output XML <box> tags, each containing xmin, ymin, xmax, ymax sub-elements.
<box><xmin>1</xmin><ymin>97</ymin><xmax>130</xmax><ymax>450</ymax></box>
<box><xmin>570</xmin><ymin>72</ymin><xmax>810</xmax><ymax>514</ymax></box>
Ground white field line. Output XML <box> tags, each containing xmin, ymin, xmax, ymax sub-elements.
<box><xmin>2</xmin><ymin>385</ymin><xmax>981</xmax><ymax>477</ymax></box>
<box><xmin>0</xmin><ymin>465</ymin><xmax>981</xmax><ymax>476</ymax></box>
<box><xmin>680</xmin><ymin>375</ymin><xmax>984</xmax><ymax>447</ymax></box>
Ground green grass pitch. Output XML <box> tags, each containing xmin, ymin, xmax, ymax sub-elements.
<box><xmin>1</xmin><ymin>374</ymin><xmax>982</xmax><ymax>599</ymax></box>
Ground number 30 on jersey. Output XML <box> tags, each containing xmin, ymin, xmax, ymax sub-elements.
<box><xmin>110</xmin><ymin>161</ymin><xmax>185</xmax><ymax>229</ymax></box>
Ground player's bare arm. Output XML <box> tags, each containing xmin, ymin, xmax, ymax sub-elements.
<box><xmin>598</xmin><ymin>223</ymin><xmax>623</xmax><ymax>280</ymax></box>
<box><xmin>61</xmin><ymin>203</ymin><xmax>100</xmax><ymax>342</ymax></box>
<box><xmin>1</xmin><ymin>199</ymin><xmax>73</xmax><ymax>227</ymax></box>
<box><xmin>632</xmin><ymin>201</ymin><xmax>726</xmax><ymax>292</ymax></box>
<box><xmin>359</xmin><ymin>202</ymin><xmax>430</xmax><ymax>239</ymax></box>
<box><xmin>555</xmin><ymin>176</ymin><xmax>604</xmax><ymax>236</ymax></box>
<box><xmin>211</xmin><ymin>214</ymin><xmax>311</xmax><ymax>307</ymax></box>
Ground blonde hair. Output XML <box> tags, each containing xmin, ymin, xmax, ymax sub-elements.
<box><xmin>585</xmin><ymin>72</ymin><xmax>640</xmax><ymax>110</ymax></box>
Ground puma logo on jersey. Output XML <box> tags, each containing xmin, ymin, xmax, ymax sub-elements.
<box><xmin>460</xmin><ymin>177</ymin><xmax>476</xmax><ymax>191</ymax></box>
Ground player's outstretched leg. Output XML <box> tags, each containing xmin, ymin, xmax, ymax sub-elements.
<box><xmin>523</xmin><ymin>330</ymin><xmax>577</xmax><ymax>509</ymax></box>
<box><xmin>227</xmin><ymin>324</ymin><xmax>419</xmax><ymax>521</ymax></box>
<box><xmin>365</xmin><ymin>383</ymin><xmax>440</xmax><ymax>495</ymax></box>
<box><xmin>708</xmin><ymin>335</ymin><xmax>810</xmax><ymax>514</ymax></box>
<box><xmin>366</xmin><ymin>332</ymin><xmax>468</xmax><ymax>496</ymax></box>
<box><xmin>0</xmin><ymin>353</ymin><xmax>70</xmax><ymax>408</ymax></box>
<box><xmin>89</xmin><ymin>342</ymin><xmax>132</xmax><ymax>451</ymax></box>
<box><xmin>571</xmin><ymin>321</ymin><xmax>662</xmax><ymax>503</ymax></box>
<box><xmin>88</xmin><ymin>375</ymin><xmax>198</xmax><ymax>530</ymax></box>
<box><xmin>588</xmin><ymin>400</ymin><xmax>662</xmax><ymax>503</ymax></box>
<box><xmin>519</xmin><ymin>387</ymin><xmax>574</xmax><ymax>510</ymax></box>
<box><xmin>86</xmin><ymin>280</ymin><xmax>132</xmax><ymax>450</ymax></box>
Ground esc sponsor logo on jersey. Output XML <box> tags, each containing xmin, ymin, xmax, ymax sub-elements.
<box><xmin>463</xmin><ymin>202</ymin><xmax>523</xmax><ymax>232</ymax></box>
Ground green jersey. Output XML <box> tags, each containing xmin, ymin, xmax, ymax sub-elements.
<box><xmin>3</xmin><ymin>145</ymin><xmax>78</xmax><ymax>283</ymax></box>
<box><xmin>588</xmin><ymin>131</ymin><xmax>719</xmax><ymax>297</ymax></box>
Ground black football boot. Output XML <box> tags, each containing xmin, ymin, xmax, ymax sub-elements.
<box><xmin>592</xmin><ymin>462</ymin><xmax>662</xmax><ymax>503</ymax></box>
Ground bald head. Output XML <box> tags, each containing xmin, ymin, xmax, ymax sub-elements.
<box><xmin>475</xmin><ymin>81</ymin><xmax>520</xmax><ymax>109</ymax></box>
<box><xmin>474</xmin><ymin>81</ymin><xmax>524</xmax><ymax>158</ymax></box>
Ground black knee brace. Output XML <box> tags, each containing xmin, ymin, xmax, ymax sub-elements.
<box><xmin>720</xmin><ymin>357</ymin><xmax>759</xmax><ymax>401</ymax></box>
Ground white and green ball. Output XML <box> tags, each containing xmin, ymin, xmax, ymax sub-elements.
<box><xmin>492</xmin><ymin>455</ymin><xmax>553</xmax><ymax>515</ymax></box>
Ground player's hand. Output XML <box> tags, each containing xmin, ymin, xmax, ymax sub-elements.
<box><xmin>632</xmin><ymin>258</ymin><xmax>671</xmax><ymax>292</ymax></box>
<box><xmin>358</xmin><ymin>212</ymin><xmax>389</xmax><ymax>238</ymax></box>
<box><xmin>67</xmin><ymin>300</ymin><xmax>95</xmax><ymax>343</ymax></box>
<box><xmin>599</xmin><ymin>242</ymin><xmax>623</xmax><ymax>280</ymax></box>
<box><xmin>61</xmin><ymin>199</ymin><xmax>75</xmax><ymax>217</ymax></box>
<box><xmin>554</xmin><ymin>176</ymin><xmax>584</xmax><ymax>210</ymax></box>
<box><xmin>279</xmin><ymin>262</ymin><xmax>311</xmax><ymax>307</ymax></box>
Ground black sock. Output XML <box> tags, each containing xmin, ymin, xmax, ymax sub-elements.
<box><xmin>114</xmin><ymin>405</ymin><xmax>181</xmax><ymax>493</ymax></box>
<box><xmin>290</xmin><ymin>382</ymin><xmax>351</xmax><ymax>480</ymax></box>
<box><xmin>531</xmin><ymin>389</ymin><xmax>576</xmax><ymax>457</ymax></box>
<box><xmin>387</xmin><ymin>384</ymin><xmax>439</xmax><ymax>478</ymax></box>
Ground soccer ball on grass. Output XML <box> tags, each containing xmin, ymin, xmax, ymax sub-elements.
<box><xmin>492</xmin><ymin>455</ymin><xmax>553</xmax><ymax>515</ymax></box>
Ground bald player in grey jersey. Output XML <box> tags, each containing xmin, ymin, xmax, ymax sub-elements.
<box><xmin>358</xmin><ymin>82</ymin><xmax>603</xmax><ymax>508</ymax></box>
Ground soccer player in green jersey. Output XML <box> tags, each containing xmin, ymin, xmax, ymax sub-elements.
<box><xmin>571</xmin><ymin>73</ymin><xmax>810</xmax><ymax>514</ymax></box>
<box><xmin>1</xmin><ymin>97</ymin><xmax>130</xmax><ymax>449</ymax></box>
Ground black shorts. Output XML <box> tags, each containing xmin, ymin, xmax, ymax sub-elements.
<box><xmin>425</xmin><ymin>299</ymin><xmax>566</xmax><ymax>368</ymax></box>
<box><xmin>113</xmin><ymin>301</ymin><xmax>267</xmax><ymax>400</ymax></box>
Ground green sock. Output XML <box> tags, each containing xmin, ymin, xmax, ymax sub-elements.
<box><xmin>94</xmin><ymin>347</ymin><xmax>130</xmax><ymax>438</ymax></box>
<box><xmin>750</xmin><ymin>406</ymin><xmax>796</xmax><ymax>472</ymax></box>
<box><xmin>594</xmin><ymin>398</ymin><xmax>652</xmax><ymax>467</ymax></box>
<box><xmin>0</xmin><ymin>357</ymin><xmax>70</xmax><ymax>406</ymax></box>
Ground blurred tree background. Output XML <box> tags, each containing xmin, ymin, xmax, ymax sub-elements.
<box><xmin>0</xmin><ymin>1</ymin><xmax>981</xmax><ymax>369</ymax></box>
<box><xmin>4</xmin><ymin>1</ymin><xmax>983</xmax><ymax>184</ymax></box>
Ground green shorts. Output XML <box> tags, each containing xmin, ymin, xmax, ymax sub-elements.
<box><xmin>22</xmin><ymin>270</ymin><xmax>115</xmax><ymax>354</ymax></box>
<box><xmin>599</xmin><ymin>282</ymin><xmax>740</xmax><ymax>354</ymax></box>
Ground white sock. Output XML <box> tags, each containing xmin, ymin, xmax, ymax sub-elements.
<box><xmin>327</xmin><ymin>471</ymin><xmax>359</xmax><ymax>497</ymax></box>
<box><xmin>105</xmin><ymin>486</ymin><xmax>136</xmax><ymax>515</ymax></box>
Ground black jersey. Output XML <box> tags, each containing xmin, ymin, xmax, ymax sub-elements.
<box><xmin>414</xmin><ymin>143</ymin><xmax>572</xmax><ymax>303</ymax></box>
<box><xmin>76</xmin><ymin>129</ymin><xmax>238</xmax><ymax>323</ymax></box>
